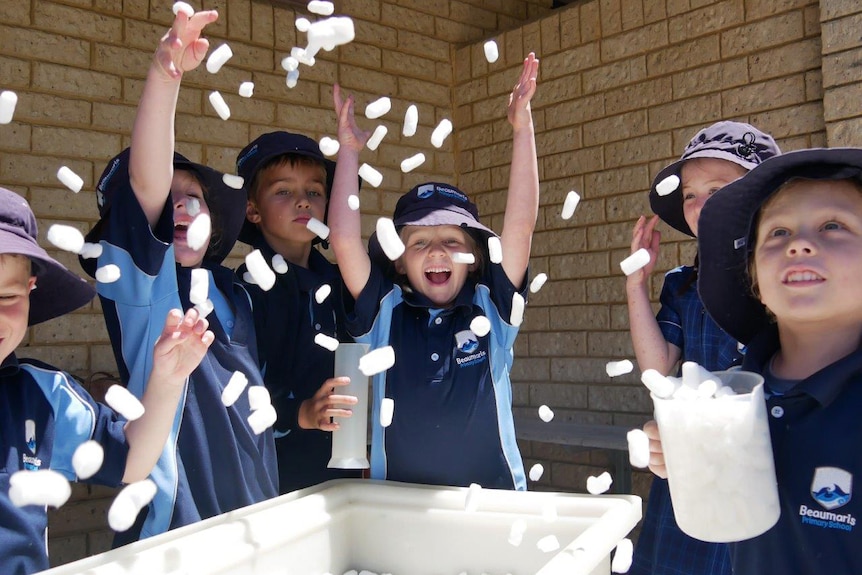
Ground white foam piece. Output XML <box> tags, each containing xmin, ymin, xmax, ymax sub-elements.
<box><xmin>672</xmin><ymin>384</ymin><xmax>698</xmax><ymax>400</ymax></box>
<box><xmin>79</xmin><ymin>242</ymin><xmax>103</xmax><ymax>260</ymax></box>
<box><xmin>105</xmin><ymin>384</ymin><xmax>145</xmax><ymax>421</ymax></box>
<box><xmin>483</xmin><ymin>40</ymin><xmax>499</xmax><ymax>63</ymax></box>
<box><xmin>307</xmin><ymin>217</ymin><xmax>330</xmax><ymax>241</ymax></box>
<box><xmin>507</xmin><ymin>518</ymin><xmax>527</xmax><ymax>546</ymax></box>
<box><xmin>195</xmin><ymin>298</ymin><xmax>214</xmax><ymax>319</ymax></box>
<box><xmin>347</xmin><ymin>194</ymin><xmax>360</xmax><ymax>211</ymax></box>
<box><xmin>95</xmin><ymin>264</ymin><xmax>121</xmax><ymax>284</ymax></box>
<box><xmin>9</xmin><ymin>470</ymin><xmax>72</xmax><ymax>508</ymax></box>
<box><xmin>248</xmin><ymin>404</ymin><xmax>277</xmax><ymax>435</ymax></box>
<box><xmin>186</xmin><ymin>197</ymin><xmax>201</xmax><ymax>217</ymax></box>
<box><xmin>247</xmin><ymin>385</ymin><xmax>271</xmax><ymax>412</ymax></box>
<box><xmin>242</xmin><ymin>271</ymin><xmax>256</xmax><ymax>285</ymax></box>
<box><xmin>430</xmin><ymin>118</ymin><xmax>453</xmax><ymax>148</ymax></box>
<box><xmin>529</xmin><ymin>272</ymin><xmax>547</xmax><ymax>293</ymax></box>
<box><xmin>57</xmin><ymin>166</ymin><xmax>84</xmax><ymax>193</ymax></box>
<box><xmin>108</xmin><ymin>479</ymin><xmax>157</xmax><ymax>532</ymax></box>
<box><xmin>358</xmin><ymin>345</ymin><xmax>395</xmax><ymax>377</ymax></box>
<box><xmin>72</xmin><ymin>440</ymin><xmax>104</xmax><ymax>480</ymax></box>
<box><xmin>380</xmin><ymin>397</ymin><xmax>394</xmax><ymax>427</ymax></box>
<box><xmin>586</xmin><ymin>471</ymin><xmax>613</xmax><ymax>495</ymax></box>
<box><xmin>306</xmin><ymin>16</ymin><xmax>355</xmax><ymax>57</ymax></box>
<box><xmin>308</xmin><ymin>0</ymin><xmax>334</xmax><ymax>15</ymax></box>
<box><xmin>286</xmin><ymin>69</ymin><xmax>300</xmax><ymax>89</ymax></box>
<box><xmin>315</xmin><ymin>284</ymin><xmax>332</xmax><ymax>304</ymax></box>
<box><xmin>626</xmin><ymin>429</ymin><xmax>650</xmax><ymax>469</ymax></box>
<box><xmin>611</xmin><ymin>538</ymin><xmax>634</xmax><ymax>573</ymax></box>
<box><xmin>271</xmin><ymin>253</ymin><xmax>288</xmax><ymax>274</ymax></box>
<box><xmin>641</xmin><ymin>369</ymin><xmax>676</xmax><ymax>398</ymax></box>
<box><xmin>656</xmin><ymin>174</ymin><xmax>680</xmax><ymax>196</ymax></box>
<box><xmin>487</xmin><ymin>236</ymin><xmax>503</xmax><ymax>264</ymax></box>
<box><xmin>359</xmin><ymin>163</ymin><xmax>383</xmax><ymax>188</ymax></box>
<box><xmin>238</xmin><ymin>82</ymin><xmax>254</xmax><ymax>98</ymax></box>
<box><xmin>47</xmin><ymin>224</ymin><xmax>85</xmax><ymax>254</ymax></box>
<box><xmin>537</xmin><ymin>535</ymin><xmax>560</xmax><ymax>553</ymax></box>
<box><xmin>172</xmin><ymin>1</ymin><xmax>194</xmax><ymax>17</ymax></box>
<box><xmin>208</xmin><ymin>91</ymin><xmax>230</xmax><ymax>121</ymax></box>
<box><xmin>698</xmin><ymin>378</ymin><xmax>719</xmax><ymax>398</ymax></box>
<box><xmin>469</xmin><ymin>315</ymin><xmax>491</xmax><ymax>337</ymax></box>
<box><xmin>510</xmin><ymin>292</ymin><xmax>525</xmax><ymax>326</ymax></box>
<box><xmin>206</xmin><ymin>43</ymin><xmax>233</xmax><ymax>74</ymax></box>
<box><xmin>367</xmin><ymin>125</ymin><xmax>387</xmax><ymax>150</ymax></box>
<box><xmin>186</xmin><ymin>213</ymin><xmax>211</xmax><ymax>250</ymax></box>
<box><xmin>538</xmin><ymin>404</ymin><xmax>554</xmax><ymax>423</ymax></box>
<box><xmin>452</xmin><ymin>252</ymin><xmax>475</xmax><ymax>265</ymax></box>
<box><xmin>319</xmin><ymin>136</ymin><xmax>340</xmax><ymax>157</ymax></box>
<box><xmin>375</xmin><ymin>217</ymin><xmax>405</xmax><ymax>260</ymax></box>
<box><xmin>189</xmin><ymin>268</ymin><xmax>209</xmax><ymax>305</ymax></box>
<box><xmin>561</xmin><ymin>190</ymin><xmax>580</xmax><ymax>220</ymax></box>
<box><xmin>222</xmin><ymin>173</ymin><xmax>244</xmax><ymax>189</ymax></box>
<box><xmin>464</xmin><ymin>482</ymin><xmax>481</xmax><ymax>512</ymax></box>
<box><xmin>314</xmin><ymin>333</ymin><xmax>339</xmax><ymax>352</ymax></box>
<box><xmin>0</xmin><ymin>91</ymin><xmax>17</xmax><ymax>124</ymax></box>
<box><xmin>400</xmin><ymin>152</ymin><xmax>425</xmax><ymax>173</ymax></box>
<box><xmin>542</xmin><ymin>500</ymin><xmax>558</xmax><ymax>523</ymax></box>
<box><xmin>714</xmin><ymin>385</ymin><xmax>736</xmax><ymax>398</ymax></box>
<box><xmin>402</xmin><ymin>104</ymin><xmax>418</xmax><ymax>137</ymax></box>
<box><xmin>528</xmin><ymin>463</ymin><xmax>544</xmax><ymax>482</ymax></box>
<box><xmin>290</xmin><ymin>47</ymin><xmax>315</xmax><ymax>67</ymax></box>
<box><xmin>620</xmin><ymin>248</ymin><xmax>650</xmax><ymax>276</ymax></box>
<box><xmin>606</xmin><ymin>359</ymin><xmax>634</xmax><ymax>378</ymax></box>
<box><xmin>245</xmin><ymin>249</ymin><xmax>276</xmax><ymax>291</ymax></box>
<box><xmin>281</xmin><ymin>56</ymin><xmax>299</xmax><ymax>72</ymax></box>
<box><xmin>295</xmin><ymin>17</ymin><xmax>311</xmax><ymax>32</ymax></box>
<box><xmin>365</xmin><ymin>97</ymin><xmax>391</xmax><ymax>119</ymax></box>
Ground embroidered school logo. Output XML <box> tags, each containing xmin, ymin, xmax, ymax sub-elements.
<box><xmin>455</xmin><ymin>330</ymin><xmax>486</xmax><ymax>367</ymax></box>
<box><xmin>417</xmin><ymin>183</ymin><xmax>436</xmax><ymax>199</ymax></box>
<box><xmin>811</xmin><ymin>467</ymin><xmax>852</xmax><ymax>510</ymax></box>
<box><xmin>23</xmin><ymin>419</ymin><xmax>42</xmax><ymax>471</ymax></box>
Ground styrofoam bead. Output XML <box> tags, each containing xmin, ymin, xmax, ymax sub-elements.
<box><xmin>542</xmin><ymin>500</ymin><xmax>558</xmax><ymax>523</ymax></box>
<box><xmin>105</xmin><ymin>384</ymin><xmax>145</xmax><ymax>421</ymax></box>
<box><xmin>314</xmin><ymin>333</ymin><xmax>339</xmax><ymax>352</ymax></box>
<box><xmin>109</xmin><ymin>479</ymin><xmax>157</xmax><ymax>532</ymax></box>
<box><xmin>641</xmin><ymin>369</ymin><xmax>676</xmax><ymax>398</ymax></box>
<box><xmin>529</xmin><ymin>272</ymin><xmax>547</xmax><ymax>293</ymax></box>
<box><xmin>620</xmin><ymin>248</ymin><xmax>650</xmax><ymax>276</ymax></box>
<box><xmin>319</xmin><ymin>136</ymin><xmax>340</xmax><ymax>157</ymax></box>
<box><xmin>606</xmin><ymin>359</ymin><xmax>634</xmax><ymax>378</ymax></box>
<box><xmin>286</xmin><ymin>69</ymin><xmax>300</xmax><ymax>89</ymax></box>
<box><xmin>57</xmin><ymin>166</ymin><xmax>84</xmax><ymax>193</ymax></box>
<box><xmin>400</xmin><ymin>152</ymin><xmax>425</xmax><ymax>173</ymax></box>
<box><xmin>238</xmin><ymin>82</ymin><xmax>254</xmax><ymax>98</ymax></box>
<box><xmin>172</xmin><ymin>1</ymin><xmax>194</xmax><ymax>17</ymax></box>
<box><xmin>221</xmin><ymin>371</ymin><xmax>248</xmax><ymax>407</ymax></box>
<box><xmin>470</xmin><ymin>315</ymin><xmax>491</xmax><ymax>337</ymax></box>
<box><xmin>537</xmin><ymin>535</ymin><xmax>560</xmax><ymax>553</ymax></box>
<box><xmin>464</xmin><ymin>482</ymin><xmax>481</xmax><ymax>512</ymax></box>
<box><xmin>271</xmin><ymin>254</ymin><xmax>288</xmax><ymax>274</ymax></box>
<box><xmin>315</xmin><ymin>284</ymin><xmax>332</xmax><ymax>304</ymax></box>
<box><xmin>307</xmin><ymin>16</ymin><xmax>354</xmax><ymax>54</ymax></box>
<box><xmin>538</xmin><ymin>404</ymin><xmax>554</xmax><ymax>423</ymax></box>
<box><xmin>186</xmin><ymin>213</ymin><xmax>211</xmax><ymax>250</ymax></box>
<box><xmin>430</xmin><ymin>119</ymin><xmax>453</xmax><ymax>149</ymax></box>
<box><xmin>242</xmin><ymin>271</ymin><xmax>256</xmax><ymax>285</ymax></box>
<box><xmin>655</xmin><ymin>174</ymin><xmax>680</xmax><ymax>197</ymax></box>
<box><xmin>483</xmin><ymin>40</ymin><xmax>499</xmax><ymax>63</ymax></box>
<box><xmin>281</xmin><ymin>56</ymin><xmax>299</xmax><ymax>72</ymax></box>
<box><xmin>0</xmin><ymin>90</ymin><xmax>18</xmax><ymax>124</ymax></box>
<box><xmin>295</xmin><ymin>17</ymin><xmax>311</xmax><ymax>32</ymax></box>
<box><xmin>611</xmin><ymin>538</ymin><xmax>634</xmax><ymax>573</ymax></box>
<box><xmin>72</xmin><ymin>440</ymin><xmax>104</xmax><ymax>480</ymax></box>
<box><xmin>189</xmin><ymin>268</ymin><xmax>208</xmax><ymax>305</ymax></box>
<box><xmin>452</xmin><ymin>252</ymin><xmax>475</xmax><ymax>265</ymax></box>
<box><xmin>47</xmin><ymin>224</ymin><xmax>85</xmax><ymax>254</ymax></box>
<box><xmin>247</xmin><ymin>385</ymin><xmax>271</xmax><ymax>412</ymax></box>
<box><xmin>245</xmin><ymin>249</ymin><xmax>276</xmax><ymax>291</ymax></box>
<box><xmin>561</xmin><ymin>190</ymin><xmax>580</xmax><ymax>220</ymax></box>
<box><xmin>79</xmin><ymin>242</ymin><xmax>103</xmax><ymax>260</ymax></box>
<box><xmin>714</xmin><ymin>385</ymin><xmax>736</xmax><ymax>398</ymax></box>
<box><xmin>402</xmin><ymin>104</ymin><xmax>418</xmax><ymax>137</ymax></box>
<box><xmin>528</xmin><ymin>463</ymin><xmax>544</xmax><ymax>482</ymax></box>
<box><xmin>672</xmin><ymin>383</ymin><xmax>699</xmax><ymax>400</ymax></box>
<box><xmin>627</xmin><ymin>429</ymin><xmax>650</xmax><ymax>469</ymax></box>
<box><xmin>248</xmin><ymin>404</ymin><xmax>277</xmax><ymax>435</ymax></box>
<box><xmin>290</xmin><ymin>47</ymin><xmax>315</xmax><ymax>67</ymax></box>
<box><xmin>380</xmin><ymin>397</ymin><xmax>394</xmax><ymax>427</ymax></box>
<box><xmin>510</xmin><ymin>292</ymin><xmax>525</xmax><ymax>326</ymax></box>
<box><xmin>508</xmin><ymin>518</ymin><xmax>527</xmax><ymax>546</ymax></box>
<box><xmin>586</xmin><ymin>471</ymin><xmax>613</xmax><ymax>495</ymax></box>
<box><xmin>222</xmin><ymin>173</ymin><xmax>244</xmax><ymax>190</ymax></box>
<box><xmin>487</xmin><ymin>236</ymin><xmax>503</xmax><ymax>264</ymax></box>
<box><xmin>358</xmin><ymin>345</ymin><xmax>396</xmax><ymax>377</ymax></box>
<box><xmin>367</xmin><ymin>125</ymin><xmax>387</xmax><ymax>151</ymax></box>
<box><xmin>208</xmin><ymin>91</ymin><xmax>230</xmax><ymax>121</ymax></box>
<box><xmin>95</xmin><ymin>264</ymin><xmax>121</xmax><ymax>284</ymax></box>
<box><xmin>347</xmin><ymin>194</ymin><xmax>360</xmax><ymax>211</ymax></box>
<box><xmin>375</xmin><ymin>217</ymin><xmax>405</xmax><ymax>261</ymax></box>
<box><xmin>186</xmin><ymin>197</ymin><xmax>201</xmax><ymax>217</ymax></box>
<box><xmin>195</xmin><ymin>298</ymin><xmax>214</xmax><ymax>319</ymax></box>
<box><xmin>9</xmin><ymin>470</ymin><xmax>72</xmax><ymax>508</ymax></box>
<box><xmin>206</xmin><ymin>43</ymin><xmax>233</xmax><ymax>74</ymax></box>
<box><xmin>698</xmin><ymin>379</ymin><xmax>719</xmax><ymax>398</ymax></box>
<box><xmin>308</xmin><ymin>0</ymin><xmax>334</xmax><ymax>15</ymax></box>
<box><xmin>359</xmin><ymin>163</ymin><xmax>383</xmax><ymax>188</ymax></box>
<box><xmin>307</xmin><ymin>217</ymin><xmax>330</xmax><ymax>241</ymax></box>
<box><xmin>365</xmin><ymin>97</ymin><xmax>391</xmax><ymax>119</ymax></box>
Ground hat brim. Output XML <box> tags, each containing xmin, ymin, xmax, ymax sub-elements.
<box><xmin>698</xmin><ymin>148</ymin><xmax>862</xmax><ymax>344</ymax></box>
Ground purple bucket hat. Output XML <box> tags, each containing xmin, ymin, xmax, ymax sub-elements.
<box><xmin>650</xmin><ymin>121</ymin><xmax>781</xmax><ymax>237</ymax></box>
<box><xmin>0</xmin><ymin>187</ymin><xmax>94</xmax><ymax>325</ymax></box>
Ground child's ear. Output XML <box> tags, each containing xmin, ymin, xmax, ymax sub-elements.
<box><xmin>246</xmin><ymin>200</ymin><xmax>261</xmax><ymax>224</ymax></box>
<box><xmin>394</xmin><ymin>258</ymin><xmax>406</xmax><ymax>275</ymax></box>
<box><xmin>28</xmin><ymin>277</ymin><xmax>36</xmax><ymax>292</ymax></box>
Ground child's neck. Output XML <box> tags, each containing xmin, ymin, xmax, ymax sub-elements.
<box><xmin>263</xmin><ymin>232</ymin><xmax>313</xmax><ymax>268</ymax></box>
<box><xmin>773</xmin><ymin>322</ymin><xmax>862</xmax><ymax>380</ymax></box>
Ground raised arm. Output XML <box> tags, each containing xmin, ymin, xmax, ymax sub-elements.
<box><xmin>328</xmin><ymin>84</ymin><xmax>372</xmax><ymax>300</ymax></box>
<box><xmin>500</xmin><ymin>53</ymin><xmax>540</xmax><ymax>287</ymax></box>
<box><xmin>129</xmin><ymin>10</ymin><xmax>218</xmax><ymax>228</ymax></box>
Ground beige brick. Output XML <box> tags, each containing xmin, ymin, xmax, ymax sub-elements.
<box><xmin>530</xmin><ymin>382</ymin><xmax>590</xmax><ymax>409</ymax></box>
<box><xmin>33</xmin><ymin>63</ymin><xmax>122</xmax><ymax>100</ymax></box>
<box><xmin>748</xmin><ymin>38</ymin><xmax>822</xmax><ymax>83</ymax></box>
<box><xmin>648</xmin><ymin>93</ymin><xmax>721</xmax><ymax>131</ymax></box>
<box><xmin>47</xmin><ymin>534</ymin><xmax>88</xmax><ymax>568</ymax></box>
<box><xmin>644</xmin><ymin>0</ymin><xmax>668</xmax><ymax>23</ymax></box>
<box><xmin>722</xmin><ymin>75</ymin><xmax>806</xmax><ymax>115</ymax></box>
<box><xmin>823</xmin><ymin>84</ymin><xmax>862</xmax><ymax>121</ymax></box>
<box><xmin>667</xmin><ymin>0</ymin><xmax>745</xmax><ymax>43</ymax></box>
<box><xmin>527</xmin><ymin>331</ymin><xmax>587</xmax><ymax>357</ymax></box>
<box><xmin>383</xmin><ymin>50</ymin><xmax>438</xmax><ymax>81</ymax></box>
<box><xmin>751</xmin><ymin>101</ymin><xmax>825</xmax><ymax>137</ymax></box>
<box><xmin>540</xmin><ymin>13</ymin><xmax>561</xmax><ymax>54</ymax></box>
<box><xmin>450</xmin><ymin>2</ymin><xmax>498</xmax><ymax>30</ymax></box>
<box><xmin>745</xmin><ymin>0</ymin><xmax>815</xmax><ymax>19</ymax></box>
<box><xmin>530</xmin><ymin>227</ymin><xmax>587</xmax><ymax>257</ymax></box>
<box><xmin>399</xmin><ymin>76</ymin><xmax>451</xmax><ymax>106</ymax></box>
<box><xmin>522</xmin><ymin>20</ymin><xmax>541</xmax><ymax>55</ymax></box>
<box><xmin>805</xmin><ymin>69</ymin><xmax>823</xmax><ymax>101</ymax></box>
<box><xmin>382</xmin><ymin>4</ymin><xmax>435</xmax><ymax>35</ymax></box>
<box><xmin>340</xmin><ymin>65</ymin><xmax>398</xmax><ymax>95</ymax></box>
<box><xmin>602</xmin><ymin>21</ymin><xmax>667</xmax><ymax>63</ymax></box>
<box><xmin>583</xmin><ymin>110</ymin><xmax>647</xmax><ymax>146</ymax></box>
<box><xmin>551</xmin><ymin>357</ymin><xmax>610</xmax><ymax>382</ymax></box>
<box><xmin>434</xmin><ymin>17</ymin><xmax>484</xmax><ymax>44</ymax></box>
<box><xmin>92</xmin><ymin>43</ymin><xmax>152</xmax><ymax>77</ymax></box>
<box><xmin>31</xmin><ymin>312</ymin><xmax>109</xmax><ymax>345</ymax></box>
<box><xmin>121</xmin><ymin>0</ymin><xmax>149</xmax><ymax>18</ymax></box>
<box><xmin>528</xmin><ymin>279</ymin><xmax>587</xmax><ymax>307</ymax></box>
<box><xmin>0</xmin><ymin>124</ymin><xmax>30</xmax><ymax>151</ymax></box>
<box><xmin>671</xmin><ymin>57</ymin><xmax>749</xmax><ymax>98</ymax></box>
<box><xmin>201</xmin><ymin>0</ymin><xmax>229</xmax><ymax>36</ymax></box>
<box><xmin>271</xmin><ymin>7</ymin><xmax>298</xmax><ymax>51</ymax></box>
<box><xmin>820</xmin><ymin>0</ymin><xmax>862</xmax><ymax>20</ymax></box>
<box><xmin>599</xmin><ymin>0</ymin><xmax>622</xmax><ymax>35</ymax></box>
<box><xmin>544</xmin><ymin>146</ymin><xmax>604</xmax><ymax>179</ymax></box>
<box><xmin>584</xmin><ymin>164</ymin><xmax>649</xmax><ymax>198</ymax></box>
<box><xmin>504</xmin><ymin>27</ymin><xmax>525</xmax><ymax>67</ymax></box>
<box><xmin>250</xmin><ymin>1</ymin><xmax>273</xmax><ymax>45</ymax></box>
<box><xmin>0</xmin><ymin>2</ymin><xmax>30</xmax><ymax>25</ymax></box>
<box><xmin>227</xmin><ymin>0</ymin><xmax>251</xmax><ymax>40</ymax></box>
<box><xmin>821</xmin><ymin>48</ymin><xmax>862</xmax><ymax>88</ymax></box>
<box><xmin>646</xmin><ymin>34</ymin><xmax>719</xmax><ymax>76</ymax></box>
<box><xmin>583</xmin><ymin>56</ymin><xmax>647</xmax><ymax>93</ymax></box>
<box><xmin>589</xmin><ymin>383</ymin><xmax>652</xmax><ymax>412</ymax></box>
<box><xmin>510</xmin><ymin>357</ymin><xmax>551</xmax><ymax>381</ymax></box>
<box><xmin>0</xmin><ymin>24</ymin><xmax>91</xmax><ymax>68</ymax></box>
<box><xmin>34</xmin><ymin>3</ymin><xmax>122</xmax><ymax>43</ymax></box>
<box><xmin>821</xmin><ymin>11</ymin><xmax>862</xmax><ymax>55</ymax></box>
<box><xmin>33</xmin><ymin>127</ymin><xmax>121</xmax><ymax>162</ymax></box>
<box><xmin>721</xmin><ymin>12</ymin><xmax>805</xmax><ymax>58</ymax></box>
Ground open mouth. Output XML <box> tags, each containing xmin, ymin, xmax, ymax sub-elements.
<box><xmin>783</xmin><ymin>270</ymin><xmax>824</xmax><ymax>284</ymax></box>
<box><xmin>174</xmin><ymin>221</ymin><xmax>189</xmax><ymax>240</ymax></box>
<box><xmin>425</xmin><ymin>267</ymin><xmax>451</xmax><ymax>285</ymax></box>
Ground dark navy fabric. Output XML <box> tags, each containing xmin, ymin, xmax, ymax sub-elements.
<box><xmin>237</xmin><ymin>243</ymin><xmax>360</xmax><ymax>493</ymax></box>
<box><xmin>347</xmin><ymin>262</ymin><xmax>526</xmax><ymax>490</ymax></box>
<box><xmin>631</xmin><ymin>265</ymin><xmax>742</xmax><ymax>575</ymax></box>
<box><xmin>84</xmin><ymin>178</ymin><xmax>277</xmax><ymax>544</ymax></box>
<box><xmin>729</xmin><ymin>325</ymin><xmax>862</xmax><ymax>575</ymax></box>
<box><xmin>0</xmin><ymin>355</ymin><xmax>128</xmax><ymax>575</ymax></box>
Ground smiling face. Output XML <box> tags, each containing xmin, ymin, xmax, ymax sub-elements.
<box><xmin>170</xmin><ymin>169</ymin><xmax>211</xmax><ymax>268</ymax></box>
<box><xmin>753</xmin><ymin>178</ymin><xmax>862</xmax><ymax>332</ymax></box>
<box><xmin>395</xmin><ymin>224</ymin><xmax>478</xmax><ymax>308</ymax></box>
<box><xmin>680</xmin><ymin>158</ymin><xmax>748</xmax><ymax>237</ymax></box>
<box><xmin>0</xmin><ymin>254</ymin><xmax>35</xmax><ymax>364</ymax></box>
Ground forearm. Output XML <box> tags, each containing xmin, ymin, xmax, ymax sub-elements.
<box><xmin>500</xmin><ymin>123</ymin><xmax>539</xmax><ymax>284</ymax></box>
<box><xmin>329</xmin><ymin>147</ymin><xmax>370</xmax><ymax>299</ymax></box>
<box><xmin>627</xmin><ymin>280</ymin><xmax>679</xmax><ymax>375</ymax></box>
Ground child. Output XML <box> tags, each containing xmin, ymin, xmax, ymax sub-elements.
<box><xmin>626</xmin><ymin>121</ymin><xmax>780</xmax><ymax>575</ymax></box>
<box><xmin>81</xmin><ymin>10</ymin><xmax>277</xmax><ymax>543</ymax></box>
<box><xmin>0</xmin><ymin>186</ymin><xmax>213</xmax><ymax>574</ymax></box>
<box><xmin>235</xmin><ymin>131</ymin><xmax>361</xmax><ymax>493</ymax></box>
<box><xmin>645</xmin><ymin>147</ymin><xmax>862</xmax><ymax>575</ymax></box>
<box><xmin>328</xmin><ymin>53</ymin><xmax>540</xmax><ymax>490</ymax></box>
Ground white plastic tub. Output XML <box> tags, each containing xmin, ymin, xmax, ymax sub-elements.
<box><xmin>41</xmin><ymin>479</ymin><xmax>641</xmax><ymax>575</ymax></box>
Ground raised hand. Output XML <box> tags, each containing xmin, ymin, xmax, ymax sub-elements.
<box><xmin>154</xmin><ymin>10</ymin><xmax>219</xmax><ymax>79</ymax></box>
<box><xmin>298</xmin><ymin>376</ymin><xmax>358</xmax><ymax>431</ymax></box>
<box><xmin>150</xmin><ymin>308</ymin><xmax>214</xmax><ymax>386</ymax></box>
<box><xmin>507</xmin><ymin>52</ymin><xmax>539</xmax><ymax>129</ymax></box>
<box><xmin>628</xmin><ymin>215</ymin><xmax>661</xmax><ymax>285</ymax></box>
<box><xmin>333</xmin><ymin>84</ymin><xmax>371</xmax><ymax>152</ymax></box>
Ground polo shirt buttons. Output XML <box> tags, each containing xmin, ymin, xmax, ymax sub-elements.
<box><xmin>770</xmin><ymin>405</ymin><xmax>784</xmax><ymax>418</ymax></box>
<box><xmin>434</xmin><ymin>317</ymin><xmax>442</xmax><ymax>325</ymax></box>
<box><xmin>431</xmin><ymin>352</ymin><xmax>439</xmax><ymax>361</ymax></box>
<box><xmin>315</xmin><ymin>323</ymin><xmax>321</xmax><ymax>330</ymax></box>
<box><xmin>227</xmin><ymin>320</ymin><xmax>234</xmax><ymax>329</ymax></box>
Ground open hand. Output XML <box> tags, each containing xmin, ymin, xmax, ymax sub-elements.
<box><xmin>628</xmin><ymin>215</ymin><xmax>661</xmax><ymax>285</ymax></box>
<box><xmin>333</xmin><ymin>84</ymin><xmax>371</xmax><ymax>152</ymax></box>
<box><xmin>507</xmin><ymin>52</ymin><xmax>539</xmax><ymax>129</ymax></box>
<box><xmin>154</xmin><ymin>10</ymin><xmax>219</xmax><ymax>79</ymax></box>
<box><xmin>150</xmin><ymin>308</ymin><xmax>214</xmax><ymax>385</ymax></box>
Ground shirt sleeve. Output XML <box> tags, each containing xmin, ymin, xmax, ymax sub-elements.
<box><xmin>344</xmin><ymin>264</ymin><xmax>396</xmax><ymax>339</ymax></box>
<box><xmin>656</xmin><ymin>271</ymin><xmax>685</xmax><ymax>350</ymax></box>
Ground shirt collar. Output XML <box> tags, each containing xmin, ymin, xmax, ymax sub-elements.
<box><xmin>0</xmin><ymin>353</ymin><xmax>21</xmax><ymax>379</ymax></box>
<box><xmin>401</xmin><ymin>279</ymin><xmax>475</xmax><ymax>312</ymax></box>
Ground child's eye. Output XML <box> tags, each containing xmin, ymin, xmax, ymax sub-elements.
<box><xmin>770</xmin><ymin>228</ymin><xmax>790</xmax><ymax>238</ymax></box>
<box><xmin>308</xmin><ymin>189</ymin><xmax>322</xmax><ymax>197</ymax></box>
<box><xmin>822</xmin><ymin>221</ymin><xmax>842</xmax><ymax>231</ymax></box>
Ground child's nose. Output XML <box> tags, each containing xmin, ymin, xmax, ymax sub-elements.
<box><xmin>787</xmin><ymin>235</ymin><xmax>815</xmax><ymax>256</ymax></box>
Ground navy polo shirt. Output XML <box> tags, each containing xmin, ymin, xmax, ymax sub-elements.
<box><xmin>84</xmin><ymin>180</ymin><xmax>278</xmax><ymax>544</ymax></box>
<box><xmin>237</xmin><ymin>243</ymin><xmax>360</xmax><ymax>493</ymax></box>
<box><xmin>0</xmin><ymin>355</ymin><xmax>128</xmax><ymax>574</ymax></box>
<box><xmin>347</xmin><ymin>262</ymin><xmax>527</xmax><ymax>490</ymax></box>
<box><xmin>729</xmin><ymin>325</ymin><xmax>862</xmax><ymax>574</ymax></box>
